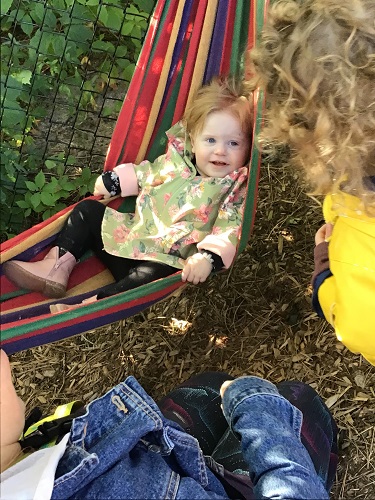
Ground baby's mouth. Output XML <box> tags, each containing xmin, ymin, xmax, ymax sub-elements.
<box><xmin>211</xmin><ymin>161</ymin><xmax>228</xmax><ymax>166</ymax></box>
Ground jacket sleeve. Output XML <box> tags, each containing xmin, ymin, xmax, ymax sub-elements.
<box><xmin>221</xmin><ymin>377</ymin><xmax>329</xmax><ymax>500</ymax></box>
<box><xmin>112</xmin><ymin>163</ymin><xmax>140</xmax><ymax>197</ymax></box>
<box><xmin>312</xmin><ymin>242</ymin><xmax>330</xmax><ymax>284</ymax></box>
<box><xmin>197</xmin><ymin>175</ymin><xmax>247</xmax><ymax>269</ymax></box>
<box><xmin>196</xmin><ymin>226</ymin><xmax>240</xmax><ymax>269</ymax></box>
<box><xmin>311</xmin><ymin>242</ymin><xmax>333</xmax><ymax>319</ymax></box>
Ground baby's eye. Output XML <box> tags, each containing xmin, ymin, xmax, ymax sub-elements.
<box><xmin>206</xmin><ymin>137</ymin><xmax>216</xmax><ymax>144</ymax></box>
<box><xmin>229</xmin><ymin>140</ymin><xmax>239</xmax><ymax>147</ymax></box>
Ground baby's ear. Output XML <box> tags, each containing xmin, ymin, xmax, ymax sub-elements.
<box><xmin>189</xmin><ymin>134</ymin><xmax>195</xmax><ymax>153</ymax></box>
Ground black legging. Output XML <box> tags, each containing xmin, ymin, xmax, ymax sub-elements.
<box><xmin>56</xmin><ymin>199</ymin><xmax>176</xmax><ymax>299</ymax></box>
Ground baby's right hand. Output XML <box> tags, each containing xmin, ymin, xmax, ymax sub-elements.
<box><xmin>93</xmin><ymin>175</ymin><xmax>111</xmax><ymax>199</ymax></box>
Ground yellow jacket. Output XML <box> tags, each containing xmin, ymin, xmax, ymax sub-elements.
<box><xmin>317</xmin><ymin>192</ymin><xmax>375</xmax><ymax>365</ymax></box>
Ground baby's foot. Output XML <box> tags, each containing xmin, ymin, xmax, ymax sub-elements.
<box><xmin>50</xmin><ymin>302</ymin><xmax>79</xmax><ymax>314</ymax></box>
<box><xmin>50</xmin><ymin>295</ymin><xmax>97</xmax><ymax>314</ymax></box>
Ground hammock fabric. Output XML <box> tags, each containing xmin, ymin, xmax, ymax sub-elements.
<box><xmin>0</xmin><ymin>0</ymin><xmax>269</xmax><ymax>354</ymax></box>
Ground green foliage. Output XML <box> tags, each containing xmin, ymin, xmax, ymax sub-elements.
<box><xmin>1</xmin><ymin>0</ymin><xmax>154</xmax><ymax>237</ymax></box>
<box><xmin>16</xmin><ymin>161</ymin><xmax>96</xmax><ymax>219</ymax></box>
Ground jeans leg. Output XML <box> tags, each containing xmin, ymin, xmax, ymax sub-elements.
<box><xmin>277</xmin><ymin>381</ymin><xmax>338</xmax><ymax>492</ymax></box>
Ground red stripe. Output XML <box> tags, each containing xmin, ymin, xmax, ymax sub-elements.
<box><xmin>1</xmin><ymin>290</ymin><xmax>46</xmax><ymax>312</ymax></box>
<box><xmin>220</xmin><ymin>0</ymin><xmax>236</xmax><ymax>75</ymax></box>
<box><xmin>172</xmin><ymin>0</ymin><xmax>207</xmax><ymax>123</ymax></box>
<box><xmin>106</xmin><ymin>2</ymin><xmax>179</xmax><ymax>168</ymax></box>
<box><xmin>104</xmin><ymin>0</ymin><xmax>168</xmax><ymax>170</ymax></box>
<box><xmin>0</xmin><ymin>275</ymin><xmax>18</xmax><ymax>296</ymax></box>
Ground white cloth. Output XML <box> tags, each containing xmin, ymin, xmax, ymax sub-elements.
<box><xmin>0</xmin><ymin>433</ymin><xmax>69</xmax><ymax>500</ymax></box>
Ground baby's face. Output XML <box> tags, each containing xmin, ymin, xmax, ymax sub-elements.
<box><xmin>190</xmin><ymin>110</ymin><xmax>250</xmax><ymax>178</ymax></box>
<box><xmin>0</xmin><ymin>350</ymin><xmax>26</xmax><ymax>447</ymax></box>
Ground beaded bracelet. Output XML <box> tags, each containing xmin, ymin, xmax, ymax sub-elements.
<box><xmin>199</xmin><ymin>251</ymin><xmax>214</xmax><ymax>268</ymax></box>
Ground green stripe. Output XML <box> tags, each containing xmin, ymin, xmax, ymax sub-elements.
<box><xmin>230</xmin><ymin>0</ymin><xmax>250</xmax><ymax>76</ymax></box>
<box><xmin>118</xmin><ymin>196</ymin><xmax>137</xmax><ymax>214</ymax></box>
<box><xmin>255</xmin><ymin>0</ymin><xmax>267</xmax><ymax>39</ymax></box>
<box><xmin>1</xmin><ymin>274</ymin><xmax>182</xmax><ymax>341</ymax></box>
<box><xmin>238</xmin><ymin>90</ymin><xmax>265</xmax><ymax>253</ymax></box>
<box><xmin>117</xmin><ymin>0</ymin><xmax>173</xmax><ymax>163</ymax></box>
<box><xmin>237</xmin><ymin>0</ymin><xmax>267</xmax><ymax>252</ymax></box>
<box><xmin>147</xmin><ymin>54</ymin><xmax>187</xmax><ymax>162</ymax></box>
<box><xmin>1</xmin><ymin>290</ymin><xmax>29</xmax><ymax>301</ymax></box>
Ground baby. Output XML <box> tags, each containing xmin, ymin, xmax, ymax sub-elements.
<box><xmin>4</xmin><ymin>77</ymin><xmax>253</xmax><ymax>307</ymax></box>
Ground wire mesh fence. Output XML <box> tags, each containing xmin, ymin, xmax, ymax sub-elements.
<box><xmin>1</xmin><ymin>0</ymin><xmax>155</xmax><ymax>240</ymax></box>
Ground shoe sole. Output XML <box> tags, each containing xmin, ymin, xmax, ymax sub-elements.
<box><xmin>3</xmin><ymin>261</ymin><xmax>66</xmax><ymax>299</ymax></box>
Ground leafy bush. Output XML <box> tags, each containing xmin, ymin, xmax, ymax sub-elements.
<box><xmin>1</xmin><ymin>0</ymin><xmax>154</xmax><ymax>239</ymax></box>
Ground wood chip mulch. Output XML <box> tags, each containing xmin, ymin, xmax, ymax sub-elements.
<box><xmin>10</xmin><ymin>156</ymin><xmax>374</xmax><ymax>499</ymax></box>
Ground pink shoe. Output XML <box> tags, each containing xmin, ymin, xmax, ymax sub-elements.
<box><xmin>3</xmin><ymin>246</ymin><xmax>76</xmax><ymax>298</ymax></box>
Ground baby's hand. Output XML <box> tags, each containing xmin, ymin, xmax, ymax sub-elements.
<box><xmin>181</xmin><ymin>253</ymin><xmax>212</xmax><ymax>284</ymax></box>
<box><xmin>93</xmin><ymin>175</ymin><xmax>111</xmax><ymax>199</ymax></box>
<box><xmin>315</xmin><ymin>223</ymin><xmax>333</xmax><ymax>246</ymax></box>
<box><xmin>220</xmin><ymin>380</ymin><xmax>234</xmax><ymax>398</ymax></box>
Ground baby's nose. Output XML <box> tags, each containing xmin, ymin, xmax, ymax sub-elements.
<box><xmin>214</xmin><ymin>142</ymin><xmax>226</xmax><ymax>155</ymax></box>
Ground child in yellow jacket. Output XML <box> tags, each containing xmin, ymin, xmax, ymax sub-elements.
<box><xmin>250</xmin><ymin>0</ymin><xmax>375</xmax><ymax>364</ymax></box>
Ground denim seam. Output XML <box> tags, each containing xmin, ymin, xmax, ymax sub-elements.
<box><xmin>165</xmin><ymin>470</ymin><xmax>180</xmax><ymax>499</ymax></box>
<box><xmin>119</xmin><ymin>384</ymin><xmax>163</xmax><ymax>429</ymax></box>
<box><xmin>53</xmin><ymin>454</ymin><xmax>98</xmax><ymax>489</ymax></box>
<box><xmin>198</xmin><ymin>450</ymin><xmax>208</xmax><ymax>485</ymax></box>
<box><xmin>72</xmin><ymin>386</ymin><xmax>161</xmax><ymax>450</ymax></box>
<box><xmin>166</xmin><ymin>429</ymin><xmax>208</xmax><ymax>484</ymax></box>
<box><xmin>167</xmin><ymin>430</ymin><xmax>199</xmax><ymax>448</ymax></box>
<box><xmin>74</xmin><ymin>415</ymin><xmax>130</xmax><ymax>450</ymax></box>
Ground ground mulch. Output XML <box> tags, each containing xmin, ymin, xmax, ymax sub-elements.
<box><xmin>10</xmin><ymin>155</ymin><xmax>375</xmax><ymax>499</ymax></box>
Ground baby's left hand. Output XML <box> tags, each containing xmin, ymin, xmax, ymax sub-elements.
<box><xmin>315</xmin><ymin>223</ymin><xmax>333</xmax><ymax>246</ymax></box>
<box><xmin>181</xmin><ymin>253</ymin><xmax>212</xmax><ymax>284</ymax></box>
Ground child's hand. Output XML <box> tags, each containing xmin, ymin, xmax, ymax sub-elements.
<box><xmin>93</xmin><ymin>175</ymin><xmax>111</xmax><ymax>199</ymax></box>
<box><xmin>220</xmin><ymin>380</ymin><xmax>234</xmax><ymax>398</ymax></box>
<box><xmin>181</xmin><ymin>253</ymin><xmax>212</xmax><ymax>284</ymax></box>
<box><xmin>1</xmin><ymin>350</ymin><xmax>25</xmax><ymax>470</ymax></box>
<box><xmin>315</xmin><ymin>223</ymin><xmax>333</xmax><ymax>246</ymax></box>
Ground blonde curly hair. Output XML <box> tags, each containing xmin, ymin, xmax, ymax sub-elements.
<box><xmin>250</xmin><ymin>0</ymin><xmax>375</xmax><ymax>212</ymax></box>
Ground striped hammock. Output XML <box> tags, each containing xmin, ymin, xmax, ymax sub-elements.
<box><xmin>0</xmin><ymin>0</ymin><xmax>269</xmax><ymax>354</ymax></box>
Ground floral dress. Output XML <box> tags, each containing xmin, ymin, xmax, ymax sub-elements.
<box><xmin>101</xmin><ymin>123</ymin><xmax>249</xmax><ymax>270</ymax></box>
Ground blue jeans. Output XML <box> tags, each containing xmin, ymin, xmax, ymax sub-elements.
<box><xmin>52</xmin><ymin>375</ymin><xmax>337</xmax><ymax>499</ymax></box>
<box><xmin>159</xmin><ymin>372</ymin><xmax>338</xmax><ymax>497</ymax></box>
